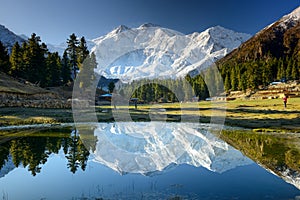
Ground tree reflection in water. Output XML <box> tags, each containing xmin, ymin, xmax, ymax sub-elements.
<box><xmin>66</xmin><ymin>129</ymin><xmax>90</xmax><ymax>173</ymax></box>
<box><xmin>221</xmin><ymin>130</ymin><xmax>300</xmax><ymax>189</ymax></box>
<box><xmin>0</xmin><ymin>127</ymin><xmax>91</xmax><ymax>176</ymax></box>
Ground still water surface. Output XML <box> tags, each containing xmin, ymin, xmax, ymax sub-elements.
<box><xmin>0</xmin><ymin>122</ymin><xmax>299</xmax><ymax>200</ymax></box>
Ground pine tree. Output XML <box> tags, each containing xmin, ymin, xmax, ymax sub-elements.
<box><xmin>230</xmin><ymin>67</ymin><xmax>238</xmax><ymax>91</ymax></box>
<box><xmin>66</xmin><ymin>33</ymin><xmax>79</xmax><ymax>79</ymax></box>
<box><xmin>183</xmin><ymin>77</ymin><xmax>193</xmax><ymax>101</ymax></box>
<box><xmin>77</xmin><ymin>37</ymin><xmax>89</xmax><ymax>70</ymax></box>
<box><xmin>108</xmin><ymin>82</ymin><xmax>115</xmax><ymax>93</ymax></box>
<box><xmin>277</xmin><ymin>58</ymin><xmax>286</xmax><ymax>81</ymax></box>
<box><xmin>78</xmin><ymin>52</ymin><xmax>97</xmax><ymax>88</ymax></box>
<box><xmin>61</xmin><ymin>50</ymin><xmax>71</xmax><ymax>84</ymax></box>
<box><xmin>45</xmin><ymin>52</ymin><xmax>62</xmax><ymax>87</ymax></box>
<box><xmin>9</xmin><ymin>42</ymin><xmax>23</xmax><ymax>77</ymax></box>
<box><xmin>291</xmin><ymin>58</ymin><xmax>299</xmax><ymax>80</ymax></box>
<box><xmin>224</xmin><ymin>73</ymin><xmax>231</xmax><ymax>92</ymax></box>
<box><xmin>0</xmin><ymin>41</ymin><xmax>10</xmax><ymax>74</ymax></box>
<box><xmin>262</xmin><ymin>61</ymin><xmax>272</xmax><ymax>85</ymax></box>
<box><xmin>291</xmin><ymin>64</ymin><xmax>299</xmax><ymax>80</ymax></box>
<box><xmin>39</xmin><ymin>42</ymin><xmax>49</xmax><ymax>86</ymax></box>
<box><xmin>21</xmin><ymin>42</ymin><xmax>30</xmax><ymax>80</ymax></box>
<box><xmin>21</xmin><ymin>33</ymin><xmax>48</xmax><ymax>86</ymax></box>
<box><xmin>286</xmin><ymin>57</ymin><xmax>293</xmax><ymax>80</ymax></box>
<box><xmin>247</xmin><ymin>63</ymin><xmax>259</xmax><ymax>90</ymax></box>
<box><xmin>239</xmin><ymin>73</ymin><xmax>248</xmax><ymax>92</ymax></box>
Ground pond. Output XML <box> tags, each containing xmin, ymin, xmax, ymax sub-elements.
<box><xmin>0</xmin><ymin>122</ymin><xmax>299</xmax><ymax>200</ymax></box>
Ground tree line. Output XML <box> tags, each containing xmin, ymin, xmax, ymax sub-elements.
<box><xmin>0</xmin><ymin>33</ymin><xmax>96</xmax><ymax>88</ymax></box>
<box><xmin>219</xmin><ymin>55</ymin><xmax>300</xmax><ymax>92</ymax></box>
<box><xmin>119</xmin><ymin>54</ymin><xmax>300</xmax><ymax>102</ymax></box>
<box><xmin>115</xmin><ymin>67</ymin><xmax>224</xmax><ymax>103</ymax></box>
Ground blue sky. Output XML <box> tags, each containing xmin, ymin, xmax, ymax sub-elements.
<box><xmin>0</xmin><ymin>0</ymin><xmax>299</xmax><ymax>44</ymax></box>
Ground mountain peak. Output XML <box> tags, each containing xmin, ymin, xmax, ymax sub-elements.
<box><xmin>0</xmin><ymin>24</ymin><xmax>25</xmax><ymax>53</ymax></box>
<box><xmin>205</xmin><ymin>25</ymin><xmax>247</xmax><ymax>36</ymax></box>
<box><xmin>0</xmin><ymin>24</ymin><xmax>14</xmax><ymax>35</ymax></box>
<box><xmin>290</xmin><ymin>6</ymin><xmax>300</xmax><ymax>17</ymax></box>
<box><xmin>207</xmin><ymin>25</ymin><xmax>227</xmax><ymax>31</ymax></box>
<box><xmin>205</xmin><ymin>26</ymin><xmax>232</xmax><ymax>36</ymax></box>
<box><xmin>113</xmin><ymin>25</ymin><xmax>130</xmax><ymax>34</ymax></box>
<box><xmin>282</xmin><ymin>6</ymin><xmax>300</xmax><ymax>21</ymax></box>
<box><xmin>139</xmin><ymin>23</ymin><xmax>160</xmax><ymax>28</ymax></box>
<box><xmin>91</xmin><ymin>23</ymin><xmax>250</xmax><ymax>81</ymax></box>
<box><xmin>277</xmin><ymin>6</ymin><xmax>300</xmax><ymax>29</ymax></box>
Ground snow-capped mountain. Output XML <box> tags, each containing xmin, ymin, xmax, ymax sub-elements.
<box><xmin>218</xmin><ymin>6</ymin><xmax>300</xmax><ymax>66</ymax></box>
<box><xmin>91</xmin><ymin>24</ymin><xmax>251</xmax><ymax>81</ymax></box>
<box><xmin>0</xmin><ymin>25</ymin><xmax>25</xmax><ymax>53</ymax></box>
<box><xmin>47</xmin><ymin>39</ymin><xmax>95</xmax><ymax>55</ymax></box>
<box><xmin>257</xmin><ymin>6</ymin><xmax>300</xmax><ymax>35</ymax></box>
<box><xmin>91</xmin><ymin>122</ymin><xmax>253</xmax><ymax>175</ymax></box>
<box><xmin>47</xmin><ymin>42</ymin><xmax>66</xmax><ymax>55</ymax></box>
<box><xmin>276</xmin><ymin>6</ymin><xmax>300</xmax><ymax>29</ymax></box>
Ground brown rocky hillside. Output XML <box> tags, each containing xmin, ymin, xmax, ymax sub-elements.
<box><xmin>218</xmin><ymin>6</ymin><xmax>300</xmax><ymax>64</ymax></box>
<box><xmin>0</xmin><ymin>72</ymin><xmax>71</xmax><ymax>108</ymax></box>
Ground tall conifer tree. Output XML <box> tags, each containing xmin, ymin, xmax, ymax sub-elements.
<box><xmin>66</xmin><ymin>33</ymin><xmax>79</xmax><ymax>79</ymax></box>
<box><xmin>61</xmin><ymin>50</ymin><xmax>71</xmax><ymax>84</ymax></box>
<box><xmin>9</xmin><ymin>42</ymin><xmax>23</xmax><ymax>77</ymax></box>
<box><xmin>77</xmin><ymin>37</ymin><xmax>89</xmax><ymax>70</ymax></box>
<box><xmin>0</xmin><ymin>41</ymin><xmax>10</xmax><ymax>74</ymax></box>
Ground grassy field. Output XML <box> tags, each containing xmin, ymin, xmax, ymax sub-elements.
<box><xmin>96</xmin><ymin>97</ymin><xmax>300</xmax><ymax>131</ymax></box>
<box><xmin>223</xmin><ymin>97</ymin><xmax>300</xmax><ymax>131</ymax></box>
<box><xmin>0</xmin><ymin>97</ymin><xmax>299</xmax><ymax>131</ymax></box>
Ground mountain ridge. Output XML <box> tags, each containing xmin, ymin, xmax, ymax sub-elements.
<box><xmin>91</xmin><ymin>24</ymin><xmax>251</xmax><ymax>81</ymax></box>
<box><xmin>0</xmin><ymin>23</ymin><xmax>251</xmax><ymax>82</ymax></box>
<box><xmin>0</xmin><ymin>25</ymin><xmax>25</xmax><ymax>53</ymax></box>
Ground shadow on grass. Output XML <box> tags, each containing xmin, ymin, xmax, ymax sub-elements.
<box><xmin>228</xmin><ymin>107</ymin><xmax>300</xmax><ymax>115</ymax></box>
<box><xmin>95</xmin><ymin>106</ymin><xmax>300</xmax><ymax>131</ymax></box>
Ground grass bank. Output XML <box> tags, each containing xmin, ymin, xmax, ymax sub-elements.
<box><xmin>0</xmin><ymin>107</ymin><xmax>73</xmax><ymax>126</ymax></box>
<box><xmin>0</xmin><ymin>97</ymin><xmax>299</xmax><ymax>132</ymax></box>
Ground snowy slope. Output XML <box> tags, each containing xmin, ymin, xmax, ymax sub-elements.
<box><xmin>91</xmin><ymin>122</ymin><xmax>253</xmax><ymax>175</ymax></box>
<box><xmin>0</xmin><ymin>25</ymin><xmax>25</xmax><ymax>53</ymax></box>
<box><xmin>279</xmin><ymin>6</ymin><xmax>300</xmax><ymax>27</ymax></box>
<box><xmin>91</xmin><ymin>24</ymin><xmax>250</xmax><ymax>81</ymax></box>
<box><xmin>257</xmin><ymin>6</ymin><xmax>300</xmax><ymax>35</ymax></box>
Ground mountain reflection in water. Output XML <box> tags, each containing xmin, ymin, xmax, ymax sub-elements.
<box><xmin>91</xmin><ymin>122</ymin><xmax>252</xmax><ymax>175</ymax></box>
<box><xmin>0</xmin><ymin>122</ymin><xmax>299</xmax><ymax>199</ymax></box>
